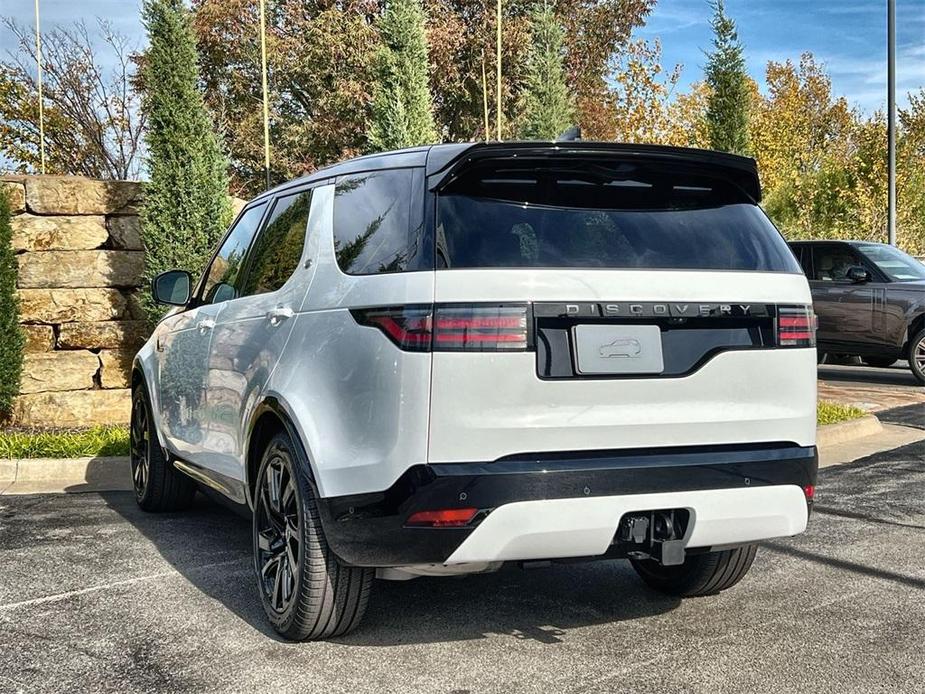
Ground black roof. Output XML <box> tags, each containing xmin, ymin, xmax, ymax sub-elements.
<box><xmin>254</xmin><ymin>141</ymin><xmax>763</xmax><ymax>203</ymax></box>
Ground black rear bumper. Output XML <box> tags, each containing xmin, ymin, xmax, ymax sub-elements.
<box><xmin>317</xmin><ymin>443</ymin><xmax>818</xmax><ymax>567</ymax></box>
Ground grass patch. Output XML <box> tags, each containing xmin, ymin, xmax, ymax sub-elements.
<box><xmin>0</xmin><ymin>425</ymin><xmax>130</xmax><ymax>459</ymax></box>
<box><xmin>817</xmin><ymin>401</ymin><xmax>867</xmax><ymax>426</ymax></box>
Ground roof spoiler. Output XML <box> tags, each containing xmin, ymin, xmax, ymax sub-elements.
<box><xmin>425</xmin><ymin>142</ymin><xmax>762</xmax><ymax>203</ymax></box>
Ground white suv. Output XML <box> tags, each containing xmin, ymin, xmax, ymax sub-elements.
<box><xmin>132</xmin><ymin>142</ymin><xmax>818</xmax><ymax>640</ymax></box>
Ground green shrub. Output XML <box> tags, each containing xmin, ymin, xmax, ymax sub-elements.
<box><xmin>139</xmin><ymin>0</ymin><xmax>231</xmax><ymax>324</ymax></box>
<box><xmin>0</xmin><ymin>187</ymin><xmax>24</xmax><ymax>419</ymax></box>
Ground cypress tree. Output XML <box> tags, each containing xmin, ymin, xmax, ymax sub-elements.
<box><xmin>368</xmin><ymin>0</ymin><xmax>439</xmax><ymax>152</ymax></box>
<box><xmin>0</xmin><ymin>187</ymin><xmax>24</xmax><ymax>419</ymax></box>
<box><xmin>519</xmin><ymin>1</ymin><xmax>574</xmax><ymax>141</ymax></box>
<box><xmin>704</xmin><ymin>0</ymin><xmax>750</xmax><ymax>154</ymax></box>
<box><xmin>139</xmin><ymin>0</ymin><xmax>231</xmax><ymax>323</ymax></box>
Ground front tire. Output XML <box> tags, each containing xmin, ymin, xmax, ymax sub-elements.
<box><xmin>130</xmin><ymin>386</ymin><xmax>196</xmax><ymax>512</ymax></box>
<box><xmin>253</xmin><ymin>430</ymin><xmax>373</xmax><ymax>640</ymax></box>
<box><xmin>630</xmin><ymin>544</ymin><xmax>758</xmax><ymax>597</ymax></box>
<box><xmin>909</xmin><ymin>329</ymin><xmax>925</xmax><ymax>385</ymax></box>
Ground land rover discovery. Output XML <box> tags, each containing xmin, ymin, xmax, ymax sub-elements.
<box><xmin>132</xmin><ymin>142</ymin><xmax>818</xmax><ymax>640</ymax></box>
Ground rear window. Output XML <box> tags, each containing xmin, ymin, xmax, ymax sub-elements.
<box><xmin>435</xmin><ymin>161</ymin><xmax>800</xmax><ymax>273</ymax></box>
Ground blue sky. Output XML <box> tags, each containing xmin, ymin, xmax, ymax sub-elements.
<box><xmin>638</xmin><ymin>0</ymin><xmax>925</xmax><ymax>112</ymax></box>
<box><xmin>1</xmin><ymin>0</ymin><xmax>923</xmax><ymax>113</ymax></box>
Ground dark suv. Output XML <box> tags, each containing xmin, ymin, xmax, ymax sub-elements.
<box><xmin>789</xmin><ymin>240</ymin><xmax>925</xmax><ymax>383</ymax></box>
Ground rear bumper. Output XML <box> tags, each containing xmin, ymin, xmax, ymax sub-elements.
<box><xmin>317</xmin><ymin>443</ymin><xmax>817</xmax><ymax>568</ymax></box>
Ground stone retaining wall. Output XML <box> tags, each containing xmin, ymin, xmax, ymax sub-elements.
<box><xmin>3</xmin><ymin>175</ymin><xmax>146</xmax><ymax>428</ymax></box>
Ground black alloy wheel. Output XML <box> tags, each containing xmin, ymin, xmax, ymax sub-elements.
<box><xmin>130</xmin><ymin>390</ymin><xmax>151</xmax><ymax>501</ymax></box>
<box><xmin>255</xmin><ymin>450</ymin><xmax>301</xmax><ymax>615</ymax></box>
<box><xmin>130</xmin><ymin>385</ymin><xmax>196</xmax><ymax>512</ymax></box>
<box><xmin>252</xmin><ymin>430</ymin><xmax>373</xmax><ymax>640</ymax></box>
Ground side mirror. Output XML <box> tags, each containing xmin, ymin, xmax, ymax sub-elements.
<box><xmin>846</xmin><ymin>266</ymin><xmax>870</xmax><ymax>283</ymax></box>
<box><xmin>152</xmin><ymin>270</ymin><xmax>192</xmax><ymax>306</ymax></box>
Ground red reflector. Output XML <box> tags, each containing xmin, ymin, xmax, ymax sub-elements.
<box><xmin>406</xmin><ymin>508</ymin><xmax>478</xmax><ymax>527</ymax></box>
<box><xmin>803</xmin><ymin>484</ymin><xmax>815</xmax><ymax>500</ymax></box>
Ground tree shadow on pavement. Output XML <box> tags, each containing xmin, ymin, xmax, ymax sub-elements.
<box><xmin>75</xmin><ymin>460</ymin><xmax>680</xmax><ymax>646</ymax></box>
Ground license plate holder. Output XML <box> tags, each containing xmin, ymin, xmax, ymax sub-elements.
<box><xmin>573</xmin><ymin>324</ymin><xmax>664</xmax><ymax>375</ymax></box>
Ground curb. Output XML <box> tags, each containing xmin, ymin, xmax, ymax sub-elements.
<box><xmin>0</xmin><ymin>456</ymin><xmax>131</xmax><ymax>494</ymax></box>
<box><xmin>816</xmin><ymin>414</ymin><xmax>882</xmax><ymax>449</ymax></box>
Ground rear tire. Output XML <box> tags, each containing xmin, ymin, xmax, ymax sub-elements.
<box><xmin>862</xmin><ymin>356</ymin><xmax>897</xmax><ymax>368</ymax></box>
<box><xmin>909</xmin><ymin>329</ymin><xmax>925</xmax><ymax>385</ymax></box>
<box><xmin>253</xmin><ymin>430</ymin><xmax>373</xmax><ymax>641</ymax></box>
<box><xmin>130</xmin><ymin>386</ymin><xmax>196</xmax><ymax>512</ymax></box>
<box><xmin>630</xmin><ymin>544</ymin><xmax>758</xmax><ymax>597</ymax></box>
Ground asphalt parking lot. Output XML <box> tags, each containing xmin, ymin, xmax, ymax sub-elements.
<box><xmin>2</xmin><ymin>438</ymin><xmax>925</xmax><ymax>693</ymax></box>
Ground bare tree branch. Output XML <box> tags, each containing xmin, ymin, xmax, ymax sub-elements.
<box><xmin>0</xmin><ymin>17</ymin><xmax>145</xmax><ymax>179</ymax></box>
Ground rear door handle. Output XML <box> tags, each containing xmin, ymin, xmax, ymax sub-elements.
<box><xmin>198</xmin><ymin>318</ymin><xmax>216</xmax><ymax>332</ymax></box>
<box><xmin>267</xmin><ymin>307</ymin><xmax>294</xmax><ymax>326</ymax></box>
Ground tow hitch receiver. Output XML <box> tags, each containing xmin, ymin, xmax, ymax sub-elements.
<box><xmin>616</xmin><ymin>510</ymin><xmax>688</xmax><ymax>566</ymax></box>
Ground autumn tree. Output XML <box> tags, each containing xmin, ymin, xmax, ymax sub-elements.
<box><xmin>369</xmin><ymin>0</ymin><xmax>438</xmax><ymax>151</ymax></box>
<box><xmin>606</xmin><ymin>38</ymin><xmax>683</xmax><ymax>144</ymax></box>
<box><xmin>140</xmin><ymin>0</ymin><xmax>231</xmax><ymax>323</ymax></box>
<box><xmin>518</xmin><ymin>1</ymin><xmax>574</xmax><ymax>140</ymax></box>
<box><xmin>0</xmin><ymin>19</ymin><xmax>145</xmax><ymax>179</ymax></box>
<box><xmin>193</xmin><ymin>0</ymin><xmax>379</xmax><ymax>195</ymax></box>
<box><xmin>703</xmin><ymin>0</ymin><xmax>749</xmax><ymax>154</ymax></box>
<box><xmin>558</xmin><ymin>0</ymin><xmax>654</xmax><ymax>138</ymax></box>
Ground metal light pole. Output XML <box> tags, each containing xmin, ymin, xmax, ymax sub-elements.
<box><xmin>496</xmin><ymin>0</ymin><xmax>502</xmax><ymax>141</ymax></box>
<box><xmin>887</xmin><ymin>0</ymin><xmax>897</xmax><ymax>246</ymax></box>
<box><xmin>259</xmin><ymin>0</ymin><xmax>271</xmax><ymax>189</ymax></box>
<box><xmin>34</xmin><ymin>0</ymin><xmax>46</xmax><ymax>174</ymax></box>
<box><xmin>481</xmin><ymin>50</ymin><xmax>490</xmax><ymax>141</ymax></box>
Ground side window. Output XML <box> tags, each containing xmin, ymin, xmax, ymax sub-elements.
<box><xmin>201</xmin><ymin>203</ymin><xmax>267</xmax><ymax>304</ymax></box>
<box><xmin>812</xmin><ymin>245</ymin><xmax>861</xmax><ymax>282</ymax></box>
<box><xmin>240</xmin><ymin>190</ymin><xmax>312</xmax><ymax>297</ymax></box>
<box><xmin>333</xmin><ymin>169</ymin><xmax>418</xmax><ymax>274</ymax></box>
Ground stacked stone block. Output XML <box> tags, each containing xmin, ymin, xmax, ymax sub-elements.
<box><xmin>2</xmin><ymin>176</ymin><xmax>147</xmax><ymax>428</ymax></box>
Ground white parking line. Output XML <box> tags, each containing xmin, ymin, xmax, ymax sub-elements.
<box><xmin>0</xmin><ymin>558</ymin><xmax>246</xmax><ymax>613</ymax></box>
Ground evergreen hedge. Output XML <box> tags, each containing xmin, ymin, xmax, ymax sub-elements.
<box><xmin>368</xmin><ymin>0</ymin><xmax>439</xmax><ymax>152</ymax></box>
<box><xmin>704</xmin><ymin>0</ymin><xmax>750</xmax><ymax>155</ymax></box>
<box><xmin>519</xmin><ymin>2</ymin><xmax>574</xmax><ymax>140</ymax></box>
<box><xmin>0</xmin><ymin>186</ymin><xmax>24</xmax><ymax>419</ymax></box>
<box><xmin>139</xmin><ymin>0</ymin><xmax>231</xmax><ymax>324</ymax></box>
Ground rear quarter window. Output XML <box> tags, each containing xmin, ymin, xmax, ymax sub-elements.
<box><xmin>333</xmin><ymin>169</ymin><xmax>426</xmax><ymax>275</ymax></box>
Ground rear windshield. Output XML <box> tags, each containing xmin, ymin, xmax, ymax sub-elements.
<box><xmin>435</xmin><ymin>161</ymin><xmax>800</xmax><ymax>273</ymax></box>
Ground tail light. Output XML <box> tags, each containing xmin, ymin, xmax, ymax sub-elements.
<box><xmin>350</xmin><ymin>305</ymin><xmax>432</xmax><ymax>352</ymax></box>
<box><xmin>433</xmin><ymin>305</ymin><xmax>527</xmax><ymax>351</ymax></box>
<box><xmin>351</xmin><ymin>304</ymin><xmax>528</xmax><ymax>352</ymax></box>
<box><xmin>777</xmin><ymin>305</ymin><xmax>816</xmax><ymax>347</ymax></box>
